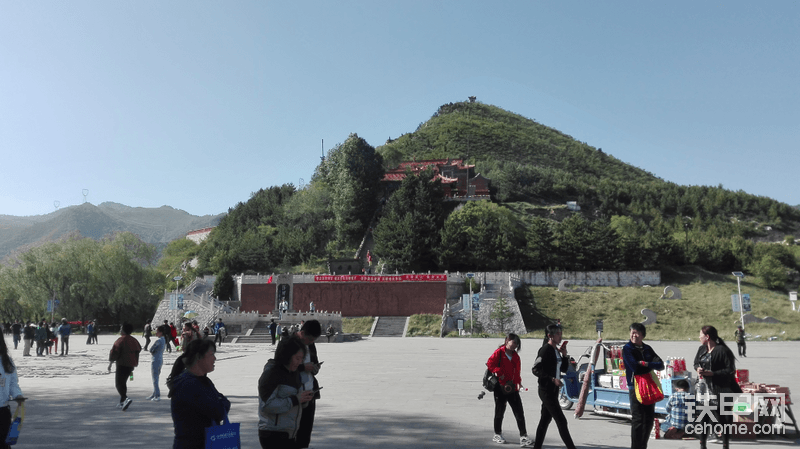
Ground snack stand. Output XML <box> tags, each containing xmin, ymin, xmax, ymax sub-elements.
<box><xmin>558</xmin><ymin>341</ymin><xmax>692</xmax><ymax>418</ymax></box>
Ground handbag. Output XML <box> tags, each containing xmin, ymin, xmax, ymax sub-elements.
<box><xmin>205</xmin><ymin>414</ymin><xmax>240</xmax><ymax>449</ymax></box>
<box><xmin>634</xmin><ymin>371</ymin><xmax>664</xmax><ymax>405</ymax></box>
<box><xmin>482</xmin><ymin>369</ymin><xmax>499</xmax><ymax>392</ymax></box>
<box><xmin>5</xmin><ymin>402</ymin><xmax>25</xmax><ymax>446</ymax></box>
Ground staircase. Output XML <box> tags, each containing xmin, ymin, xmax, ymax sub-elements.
<box><xmin>371</xmin><ymin>316</ymin><xmax>408</xmax><ymax>337</ymax></box>
<box><xmin>232</xmin><ymin>321</ymin><xmax>273</xmax><ymax>344</ymax></box>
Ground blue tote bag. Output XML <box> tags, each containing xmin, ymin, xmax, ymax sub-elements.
<box><xmin>204</xmin><ymin>415</ymin><xmax>240</xmax><ymax>449</ymax></box>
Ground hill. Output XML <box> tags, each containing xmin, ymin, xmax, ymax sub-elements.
<box><xmin>0</xmin><ymin>202</ymin><xmax>224</xmax><ymax>261</ymax></box>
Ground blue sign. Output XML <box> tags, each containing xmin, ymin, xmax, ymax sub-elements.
<box><xmin>472</xmin><ymin>293</ymin><xmax>480</xmax><ymax>311</ymax></box>
<box><xmin>731</xmin><ymin>294</ymin><xmax>751</xmax><ymax>312</ymax></box>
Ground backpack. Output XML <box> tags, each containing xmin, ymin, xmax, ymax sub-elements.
<box><xmin>482</xmin><ymin>369</ymin><xmax>499</xmax><ymax>392</ymax></box>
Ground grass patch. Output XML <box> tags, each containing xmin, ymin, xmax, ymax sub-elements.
<box><xmin>342</xmin><ymin>317</ymin><xmax>374</xmax><ymax>335</ymax></box>
<box><xmin>406</xmin><ymin>314</ymin><xmax>441</xmax><ymax>337</ymax></box>
<box><xmin>521</xmin><ymin>266</ymin><xmax>800</xmax><ymax>341</ymax></box>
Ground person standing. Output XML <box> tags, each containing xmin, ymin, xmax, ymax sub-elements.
<box><xmin>531</xmin><ymin>324</ymin><xmax>576</xmax><ymax>449</ymax></box>
<box><xmin>325</xmin><ymin>324</ymin><xmax>335</xmax><ymax>343</ymax></box>
<box><xmin>694</xmin><ymin>325</ymin><xmax>740</xmax><ymax>449</ymax></box>
<box><xmin>86</xmin><ymin>320</ymin><xmax>95</xmax><ymax>345</ymax></box>
<box><xmin>91</xmin><ymin>320</ymin><xmax>99</xmax><ymax>344</ymax></box>
<box><xmin>214</xmin><ymin>318</ymin><xmax>226</xmax><ymax>347</ymax></box>
<box><xmin>0</xmin><ymin>334</ymin><xmax>25</xmax><ymax>447</ymax></box>
<box><xmin>269</xmin><ymin>319</ymin><xmax>278</xmax><ymax>346</ymax></box>
<box><xmin>291</xmin><ymin>320</ymin><xmax>323</xmax><ymax>449</ymax></box>
<box><xmin>162</xmin><ymin>320</ymin><xmax>172</xmax><ymax>353</ymax></box>
<box><xmin>147</xmin><ymin>325</ymin><xmax>166</xmax><ymax>402</ymax></box>
<box><xmin>10</xmin><ymin>321</ymin><xmax>21</xmax><ymax>351</ymax></box>
<box><xmin>48</xmin><ymin>322</ymin><xmax>57</xmax><ymax>355</ymax></box>
<box><xmin>486</xmin><ymin>333</ymin><xmax>533</xmax><ymax>447</ymax></box>
<box><xmin>143</xmin><ymin>320</ymin><xmax>152</xmax><ymax>351</ymax></box>
<box><xmin>108</xmin><ymin>322</ymin><xmax>142</xmax><ymax>411</ymax></box>
<box><xmin>22</xmin><ymin>323</ymin><xmax>34</xmax><ymax>357</ymax></box>
<box><xmin>734</xmin><ymin>326</ymin><xmax>746</xmax><ymax>357</ymax></box>
<box><xmin>258</xmin><ymin>336</ymin><xmax>314</xmax><ymax>449</ymax></box>
<box><xmin>309</xmin><ymin>301</ymin><xmax>315</xmax><ymax>313</ymax></box>
<box><xmin>169</xmin><ymin>339</ymin><xmax>230</xmax><ymax>449</ymax></box>
<box><xmin>57</xmin><ymin>318</ymin><xmax>71</xmax><ymax>356</ymax></box>
<box><xmin>34</xmin><ymin>321</ymin><xmax>48</xmax><ymax>357</ymax></box>
<box><xmin>622</xmin><ymin>322</ymin><xmax>664</xmax><ymax>449</ymax></box>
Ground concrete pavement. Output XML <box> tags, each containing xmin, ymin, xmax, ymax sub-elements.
<box><xmin>9</xmin><ymin>335</ymin><xmax>800</xmax><ymax>448</ymax></box>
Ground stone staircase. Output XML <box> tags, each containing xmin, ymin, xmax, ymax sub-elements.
<box><xmin>231</xmin><ymin>320</ymin><xmax>273</xmax><ymax>344</ymax></box>
<box><xmin>371</xmin><ymin>316</ymin><xmax>408</xmax><ymax>337</ymax></box>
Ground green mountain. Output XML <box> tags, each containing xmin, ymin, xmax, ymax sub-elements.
<box><xmin>0</xmin><ymin>202</ymin><xmax>224</xmax><ymax>261</ymax></box>
<box><xmin>376</xmin><ymin>100</ymin><xmax>800</xmax><ymax>229</ymax></box>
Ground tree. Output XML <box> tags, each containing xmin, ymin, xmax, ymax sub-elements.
<box><xmin>750</xmin><ymin>255</ymin><xmax>787</xmax><ymax>289</ymax></box>
<box><xmin>319</xmin><ymin>134</ymin><xmax>384</xmax><ymax>248</ymax></box>
<box><xmin>372</xmin><ymin>168</ymin><xmax>446</xmax><ymax>272</ymax></box>
<box><xmin>490</xmin><ymin>294</ymin><xmax>515</xmax><ymax>335</ymax></box>
<box><xmin>438</xmin><ymin>201</ymin><xmax>526</xmax><ymax>271</ymax></box>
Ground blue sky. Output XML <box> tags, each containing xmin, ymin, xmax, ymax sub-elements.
<box><xmin>2</xmin><ymin>1</ymin><xmax>798</xmax><ymax>217</ymax></box>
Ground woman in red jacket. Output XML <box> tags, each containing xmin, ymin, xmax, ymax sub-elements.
<box><xmin>486</xmin><ymin>333</ymin><xmax>533</xmax><ymax>447</ymax></box>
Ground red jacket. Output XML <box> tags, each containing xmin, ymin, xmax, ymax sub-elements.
<box><xmin>486</xmin><ymin>346</ymin><xmax>522</xmax><ymax>391</ymax></box>
<box><xmin>109</xmin><ymin>335</ymin><xmax>142</xmax><ymax>368</ymax></box>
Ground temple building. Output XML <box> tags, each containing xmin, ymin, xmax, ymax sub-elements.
<box><xmin>381</xmin><ymin>158</ymin><xmax>490</xmax><ymax>200</ymax></box>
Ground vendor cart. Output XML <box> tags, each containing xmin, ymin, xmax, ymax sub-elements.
<box><xmin>558</xmin><ymin>341</ymin><xmax>692</xmax><ymax>420</ymax></box>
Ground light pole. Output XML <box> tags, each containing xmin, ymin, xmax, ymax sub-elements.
<box><xmin>467</xmin><ymin>273</ymin><xmax>474</xmax><ymax>335</ymax></box>
<box><xmin>173</xmin><ymin>275</ymin><xmax>183</xmax><ymax>325</ymax></box>
<box><xmin>732</xmin><ymin>272</ymin><xmax>745</xmax><ymax>327</ymax></box>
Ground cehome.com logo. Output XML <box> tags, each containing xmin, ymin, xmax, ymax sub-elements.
<box><xmin>683</xmin><ymin>393</ymin><xmax>787</xmax><ymax>436</ymax></box>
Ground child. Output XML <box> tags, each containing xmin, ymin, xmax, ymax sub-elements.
<box><xmin>661</xmin><ymin>379</ymin><xmax>692</xmax><ymax>438</ymax></box>
<box><xmin>147</xmin><ymin>325</ymin><xmax>166</xmax><ymax>401</ymax></box>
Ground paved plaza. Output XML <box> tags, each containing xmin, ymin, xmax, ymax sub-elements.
<box><xmin>9</xmin><ymin>335</ymin><xmax>800</xmax><ymax>448</ymax></box>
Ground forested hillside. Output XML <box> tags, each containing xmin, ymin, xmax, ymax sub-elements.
<box><xmin>194</xmin><ymin>101</ymin><xmax>800</xmax><ymax>299</ymax></box>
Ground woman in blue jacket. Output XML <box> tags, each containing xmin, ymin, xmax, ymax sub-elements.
<box><xmin>622</xmin><ymin>322</ymin><xmax>664</xmax><ymax>449</ymax></box>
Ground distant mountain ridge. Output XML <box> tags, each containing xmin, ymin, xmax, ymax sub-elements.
<box><xmin>0</xmin><ymin>202</ymin><xmax>225</xmax><ymax>260</ymax></box>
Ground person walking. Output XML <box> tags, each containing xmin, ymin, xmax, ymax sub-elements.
<box><xmin>213</xmin><ymin>318</ymin><xmax>226</xmax><ymax>347</ymax></box>
<box><xmin>0</xmin><ymin>334</ymin><xmax>25</xmax><ymax>447</ymax></box>
<box><xmin>694</xmin><ymin>325</ymin><xmax>740</xmax><ymax>449</ymax></box>
<box><xmin>326</xmin><ymin>324</ymin><xmax>335</xmax><ymax>343</ymax></box>
<box><xmin>622</xmin><ymin>322</ymin><xmax>664</xmax><ymax>449</ymax></box>
<box><xmin>169</xmin><ymin>339</ymin><xmax>230</xmax><ymax>449</ymax></box>
<box><xmin>258</xmin><ymin>336</ymin><xmax>314</xmax><ymax>449</ymax></box>
<box><xmin>22</xmin><ymin>323</ymin><xmax>34</xmax><ymax>357</ymax></box>
<box><xmin>57</xmin><ymin>318</ymin><xmax>71</xmax><ymax>356</ymax></box>
<box><xmin>269</xmin><ymin>319</ymin><xmax>278</xmax><ymax>346</ymax></box>
<box><xmin>486</xmin><ymin>333</ymin><xmax>534</xmax><ymax>447</ymax></box>
<box><xmin>531</xmin><ymin>324</ymin><xmax>576</xmax><ymax>449</ymax></box>
<box><xmin>90</xmin><ymin>320</ymin><xmax>99</xmax><ymax>344</ymax></box>
<box><xmin>108</xmin><ymin>322</ymin><xmax>142</xmax><ymax>411</ymax></box>
<box><xmin>143</xmin><ymin>320</ymin><xmax>152</xmax><ymax>351</ymax></box>
<box><xmin>147</xmin><ymin>325</ymin><xmax>166</xmax><ymax>402</ymax></box>
<box><xmin>162</xmin><ymin>320</ymin><xmax>172</xmax><ymax>353</ymax></box>
<box><xmin>734</xmin><ymin>326</ymin><xmax>746</xmax><ymax>357</ymax></box>
<box><xmin>10</xmin><ymin>321</ymin><xmax>21</xmax><ymax>351</ymax></box>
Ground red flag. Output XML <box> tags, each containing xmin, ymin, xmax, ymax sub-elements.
<box><xmin>267</xmin><ymin>275</ymin><xmax>273</xmax><ymax>284</ymax></box>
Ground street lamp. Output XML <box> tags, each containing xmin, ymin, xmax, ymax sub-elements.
<box><xmin>732</xmin><ymin>272</ymin><xmax>745</xmax><ymax>327</ymax></box>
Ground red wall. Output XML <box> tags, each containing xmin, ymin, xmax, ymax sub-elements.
<box><xmin>241</xmin><ymin>284</ymin><xmax>276</xmax><ymax>313</ymax></box>
<box><xmin>241</xmin><ymin>282</ymin><xmax>446</xmax><ymax>317</ymax></box>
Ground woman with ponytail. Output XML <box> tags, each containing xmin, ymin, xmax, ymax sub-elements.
<box><xmin>0</xmin><ymin>334</ymin><xmax>24</xmax><ymax>449</ymax></box>
<box><xmin>531</xmin><ymin>324</ymin><xmax>575</xmax><ymax>449</ymax></box>
<box><xmin>486</xmin><ymin>333</ymin><xmax>533</xmax><ymax>447</ymax></box>
<box><xmin>693</xmin><ymin>325</ymin><xmax>740</xmax><ymax>449</ymax></box>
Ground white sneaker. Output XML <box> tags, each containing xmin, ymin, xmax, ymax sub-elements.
<box><xmin>493</xmin><ymin>434</ymin><xmax>506</xmax><ymax>444</ymax></box>
<box><xmin>151</xmin><ymin>397</ymin><xmax>160</xmax><ymax>402</ymax></box>
<box><xmin>145</xmin><ymin>395</ymin><xmax>154</xmax><ymax>400</ymax></box>
<box><xmin>121</xmin><ymin>397</ymin><xmax>133</xmax><ymax>411</ymax></box>
<box><xmin>520</xmin><ymin>435</ymin><xmax>534</xmax><ymax>447</ymax></box>
<box><xmin>116</xmin><ymin>402</ymin><xmax>123</xmax><ymax>409</ymax></box>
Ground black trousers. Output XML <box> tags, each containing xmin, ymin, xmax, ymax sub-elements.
<box><xmin>533</xmin><ymin>385</ymin><xmax>575</xmax><ymax>449</ymax></box>
<box><xmin>144</xmin><ymin>335</ymin><xmax>151</xmax><ymax>350</ymax></box>
<box><xmin>115</xmin><ymin>366</ymin><xmax>134</xmax><ymax>402</ymax></box>
<box><xmin>737</xmin><ymin>341</ymin><xmax>746</xmax><ymax>356</ymax></box>
<box><xmin>629</xmin><ymin>390</ymin><xmax>655</xmax><ymax>449</ymax></box>
<box><xmin>258</xmin><ymin>430</ymin><xmax>298</xmax><ymax>449</ymax></box>
<box><xmin>296</xmin><ymin>399</ymin><xmax>316</xmax><ymax>448</ymax></box>
<box><xmin>0</xmin><ymin>405</ymin><xmax>10</xmax><ymax>449</ymax></box>
<box><xmin>493</xmin><ymin>388</ymin><xmax>527</xmax><ymax>436</ymax></box>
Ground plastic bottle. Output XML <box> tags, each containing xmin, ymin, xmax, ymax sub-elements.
<box><xmin>129</xmin><ymin>372</ymin><xmax>134</xmax><ymax>381</ymax></box>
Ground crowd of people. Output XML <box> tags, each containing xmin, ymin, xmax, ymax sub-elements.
<box><xmin>487</xmin><ymin>322</ymin><xmax>741</xmax><ymax>449</ymax></box>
